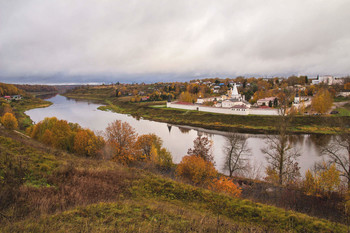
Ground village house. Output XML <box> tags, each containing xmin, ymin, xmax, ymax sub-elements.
<box><xmin>256</xmin><ymin>97</ymin><xmax>277</xmax><ymax>106</ymax></box>
<box><xmin>12</xmin><ymin>95</ymin><xmax>22</xmax><ymax>100</ymax></box>
<box><xmin>2</xmin><ymin>95</ymin><xmax>22</xmax><ymax>101</ymax></box>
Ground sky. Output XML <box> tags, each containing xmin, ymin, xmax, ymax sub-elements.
<box><xmin>1</xmin><ymin>0</ymin><xmax>350</xmax><ymax>84</ymax></box>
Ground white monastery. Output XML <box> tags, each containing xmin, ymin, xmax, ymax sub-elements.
<box><xmin>167</xmin><ymin>83</ymin><xmax>279</xmax><ymax>116</ymax></box>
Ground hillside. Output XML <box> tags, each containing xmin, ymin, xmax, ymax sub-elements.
<box><xmin>0</xmin><ymin>127</ymin><xmax>347</xmax><ymax>232</ymax></box>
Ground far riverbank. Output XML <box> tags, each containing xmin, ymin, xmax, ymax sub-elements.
<box><xmin>63</xmin><ymin>92</ymin><xmax>349</xmax><ymax>135</ymax></box>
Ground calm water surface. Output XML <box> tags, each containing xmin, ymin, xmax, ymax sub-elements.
<box><xmin>26</xmin><ymin>95</ymin><xmax>326</xmax><ymax>176</ymax></box>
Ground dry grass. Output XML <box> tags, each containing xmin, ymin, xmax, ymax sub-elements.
<box><xmin>9</xmin><ymin>165</ymin><xmax>136</xmax><ymax>219</ymax></box>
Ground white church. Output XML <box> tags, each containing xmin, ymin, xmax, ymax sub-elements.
<box><xmin>197</xmin><ymin>83</ymin><xmax>251</xmax><ymax>109</ymax></box>
<box><xmin>167</xmin><ymin>83</ymin><xmax>278</xmax><ymax>115</ymax></box>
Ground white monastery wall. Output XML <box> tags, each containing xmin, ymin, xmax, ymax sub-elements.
<box><xmin>249</xmin><ymin>109</ymin><xmax>279</xmax><ymax>116</ymax></box>
<box><xmin>167</xmin><ymin>102</ymin><xmax>278</xmax><ymax>116</ymax></box>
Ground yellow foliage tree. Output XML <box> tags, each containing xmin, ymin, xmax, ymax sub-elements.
<box><xmin>179</xmin><ymin>91</ymin><xmax>197</xmax><ymax>103</ymax></box>
<box><xmin>209</xmin><ymin>176</ymin><xmax>242</xmax><ymax>197</ymax></box>
<box><xmin>1</xmin><ymin>112</ymin><xmax>18</xmax><ymax>130</ymax></box>
<box><xmin>311</xmin><ymin>89</ymin><xmax>333</xmax><ymax>114</ymax></box>
<box><xmin>105</xmin><ymin>120</ymin><xmax>137</xmax><ymax>164</ymax></box>
<box><xmin>319</xmin><ymin>163</ymin><xmax>340</xmax><ymax>194</ymax></box>
<box><xmin>303</xmin><ymin>163</ymin><xmax>340</xmax><ymax>197</ymax></box>
<box><xmin>42</xmin><ymin>129</ymin><xmax>54</xmax><ymax>146</ymax></box>
<box><xmin>135</xmin><ymin>134</ymin><xmax>162</xmax><ymax>160</ymax></box>
<box><xmin>150</xmin><ymin>145</ymin><xmax>173</xmax><ymax>169</ymax></box>
<box><xmin>264</xmin><ymin>166</ymin><xmax>279</xmax><ymax>184</ymax></box>
<box><xmin>74</xmin><ymin>129</ymin><xmax>105</xmax><ymax>157</ymax></box>
<box><xmin>150</xmin><ymin>144</ymin><xmax>158</xmax><ymax>163</ymax></box>
<box><xmin>176</xmin><ymin>155</ymin><xmax>217</xmax><ymax>186</ymax></box>
<box><xmin>303</xmin><ymin>170</ymin><xmax>317</xmax><ymax>195</ymax></box>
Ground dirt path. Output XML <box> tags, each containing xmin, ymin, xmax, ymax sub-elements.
<box><xmin>330</xmin><ymin>101</ymin><xmax>348</xmax><ymax>112</ymax></box>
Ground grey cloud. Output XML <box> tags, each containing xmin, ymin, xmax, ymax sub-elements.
<box><xmin>0</xmin><ymin>0</ymin><xmax>349</xmax><ymax>83</ymax></box>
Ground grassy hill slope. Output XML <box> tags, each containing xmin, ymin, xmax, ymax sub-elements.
<box><xmin>0</xmin><ymin>127</ymin><xmax>347</xmax><ymax>232</ymax></box>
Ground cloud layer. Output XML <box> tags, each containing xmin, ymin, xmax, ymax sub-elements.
<box><xmin>1</xmin><ymin>0</ymin><xmax>349</xmax><ymax>83</ymax></box>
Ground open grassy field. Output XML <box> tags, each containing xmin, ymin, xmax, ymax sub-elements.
<box><xmin>0</xmin><ymin>127</ymin><xmax>347</xmax><ymax>232</ymax></box>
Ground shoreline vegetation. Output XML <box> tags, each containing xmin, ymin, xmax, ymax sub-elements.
<box><xmin>63</xmin><ymin>91</ymin><xmax>349</xmax><ymax>135</ymax></box>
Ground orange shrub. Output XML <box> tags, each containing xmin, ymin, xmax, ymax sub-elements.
<box><xmin>209</xmin><ymin>176</ymin><xmax>241</xmax><ymax>197</ymax></box>
<box><xmin>176</xmin><ymin>155</ymin><xmax>217</xmax><ymax>186</ymax></box>
<box><xmin>1</xmin><ymin>112</ymin><xmax>18</xmax><ymax>130</ymax></box>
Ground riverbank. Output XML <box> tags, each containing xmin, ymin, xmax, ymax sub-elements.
<box><xmin>64</xmin><ymin>91</ymin><xmax>349</xmax><ymax>135</ymax></box>
<box><xmin>11</xmin><ymin>96</ymin><xmax>52</xmax><ymax>130</ymax></box>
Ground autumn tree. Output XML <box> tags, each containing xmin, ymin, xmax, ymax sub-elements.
<box><xmin>74</xmin><ymin>129</ymin><xmax>105</xmax><ymax>157</ymax></box>
<box><xmin>150</xmin><ymin>145</ymin><xmax>174</xmax><ymax>169</ymax></box>
<box><xmin>303</xmin><ymin>163</ymin><xmax>340</xmax><ymax>196</ymax></box>
<box><xmin>135</xmin><ymin>134</ymin><xmax>162</xmax><ymax>160</ymax></box>
<box><xmin>176</xmin><ymin>155</ymin><xmax>217</xmax><ymax>186</ymax></box>
<box><xmin>1</xmin><ymin>112</ymin><xmax>18</xmax><ymax>130</ymax></box>
<box><xmin>223</xmin><ymin>133</ymin><xmax>251</xmax><ymax>177</ymax></box>
<box><xmin>179</xmin><ymin>91</ymin><xmax>197</xmax><ymax>103</ymax></box>
<box><xmin>105</xmin><ymin>120</ymin><xmax>138</xmax><ymax>164</ymax></box>
<box><xmin>321</xmin><ymin>118</ymin><xmax>350</xmax><ymax>188</ymax></box>
<box><xmin>187</xmin><ymin>135</ymin><xmax>214</xmax><ymax>162</ymax></box>
<box><xmin>209</xmin><ymin>176</ymin><xmax>242</xmax><ymax>197</ymax></box>
<box><xmin>311</xmin><ymin>89</ymin><xmax>333</xmax><ymax>114</ymax></box>
<box><xmin>0</xmin><ymin>103</ymin><xmax>13</xmax><ymax>116</ymax></box>
<box><xmin>0</xmin><ymin>82</ymin><xmax>21</xmax><ymax>96</ymax></box>
<box><xmin>42</xmin><ymin>129</ymin><xmax>54</xmax><ymax>146</ymax></box>
<box><xmin>27</xmin><ymin>117</ymin><xmax>75</xmax><ymax>151</ymax></box>
<box><xmin>262</xmin><ymin>101</ymin><xmax>300</xmax><ymax>185</ymax></box>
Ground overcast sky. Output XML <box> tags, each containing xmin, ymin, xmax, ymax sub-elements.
<box><xmin>1</xmin><ymin>0</ymin><xmax>349</xmax><ymax>84</ymax></box>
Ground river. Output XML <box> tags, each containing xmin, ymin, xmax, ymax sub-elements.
<box><xmin>25</xmin><ymin>94</ymin><xmax>327</xmax><ymax>177</ymax></box>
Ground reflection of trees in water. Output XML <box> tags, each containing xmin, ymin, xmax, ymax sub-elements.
<box><xmin>308</xmin><ymin>134</ymin><xmax>332</xmax><ymax>147</ymax></box>
<box><xmin>287</xmin><ymin>135</ymin><xmax>304</xmax><ymax>146</ymax></box>
<box><xmin>304</xmin><ymin>134</ymin><xmax>332</xmax><ymax>155</ymax></box>
<box><xmin>37</xmin><ymin>93</ymin><xmax>57</xmax><ymax>99</ymax></box>
<box><xmin>178</xmin><ymin>126</ymin><xmax>190</xmax><ymax>134</ymax></box>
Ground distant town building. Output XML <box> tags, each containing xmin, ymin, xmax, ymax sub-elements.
<box><xmin>336</xmin><ymin>90</ymin><xmax>350</xmax><ymax>97</ymax></box>
<box><xmin>256</xmin><ymin>97</ymin><xmax>277</xmax><ymax>106</ymax></box>
<box><xmin>311</xmin><ymin>76</ymin><xmax>344</xmax><ymax>85</ymax></box>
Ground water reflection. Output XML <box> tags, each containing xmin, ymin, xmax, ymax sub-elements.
<box><xmin>178</xmin><ymin>126</ymin><xmax>191</xmax><ymax>134</ymax></box>
<box><xmin>26</xmin><ymin>95</ymin><xmax>332</xmax><ymax>176</ymax></box>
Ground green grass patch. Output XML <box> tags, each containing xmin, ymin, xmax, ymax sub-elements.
<box><xmin>3</xmin><ymin>200</ymin><xmax>266</xmax><ymax>233</ymax></box>
<box><xmin>334</xmin><ymin>96</ymin><xmax>350</xmax><ymax>102</ymax></box>
<box><xmin>0</xmin><ymin>135</ymin><xmax>60</xmax><ymax>187</ymax></box>
<box><xmin>334</xmin><ymin>108</ymin><xmax>350</xmax><ymax>116</ymax></box>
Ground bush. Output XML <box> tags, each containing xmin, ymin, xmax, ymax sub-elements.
<box><xmin>209</xmin><ymin>176</ymin><xmax>242</xmax><ymax>198</ymax></box>
<box><xmin>176</xmin><ymin>155</ymin><xmax>217</xmax><ymax>186</ymax></box>
<box><xmin>1</xmin><ymin>112</ymin><xmax>18</xmax><ymax>130</ymax></box>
